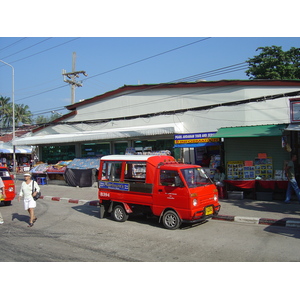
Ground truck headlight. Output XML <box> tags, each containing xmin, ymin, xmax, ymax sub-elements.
<box><xmin>193</xmin><ymin>199</ymin><xmax>198</xmax><ymax>206</ymax></box>
<box><xmin>214</xmin><ymin>194</ymin><xmax>218</xmax><ymax>201</ymax></box>
<box><xmin>8</xmin><ymin>187</ymin><xmax>14</xmax><ymax>192</ymax></box>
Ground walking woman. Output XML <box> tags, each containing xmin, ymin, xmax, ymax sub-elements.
<box><xmin>18</xmin><ymin>173</ymin><xmax>40</xmax><ymax>227</ymax></box>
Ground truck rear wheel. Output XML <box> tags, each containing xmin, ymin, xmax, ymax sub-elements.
<box><xmin>162</xmin><ymin>210</ymin><xmax>181</xmax><ymax>230</ymax></box>
<box><xmin>112</xmin><ymin>205</ymin><xmax>129</xmax><ymax>222</ymax></box>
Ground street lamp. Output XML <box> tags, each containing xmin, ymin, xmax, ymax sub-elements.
<box><xmin>0</xmin><ymin>60</ymin><xmax>16</xmax><ymax>176</ymax></box>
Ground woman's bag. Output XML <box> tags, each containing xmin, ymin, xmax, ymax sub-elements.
<box><xmin>32</xmin><ymin>180</ymin><xmax>41</xmax><ymax>201</ymax></box>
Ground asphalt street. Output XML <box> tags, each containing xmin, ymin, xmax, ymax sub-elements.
<box><xmin>6</xmin><ymin>176</ymin><xmax>300</xmax><ymax>228</ymax></box>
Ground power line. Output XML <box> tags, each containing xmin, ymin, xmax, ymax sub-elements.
<box><xmin>0</xmin><ymin>37</ymin><xmax>27</xmax><ymax>53</ymax></box>
<box><xmin>14</xmin><ymin>37</ymin><xmax>211</xmax><ymax>102</ymax></box>
<box><xmin>83</xmin><ymin>38</ymin><xmax>212</xmax><ymax>82</ymax></box>
<box><xmin>0</xmin><ymin>37</ymin><xmax>52</xmax><ymax>60</ymax></box>
<box><xmin>27</xmin><ymin>62</ymin><xmax>249</xmax><ymax>116</ymax></box>
<box><xmin>8</xmin><ymin>37</ymin><xmax>80</xmax><ymax>65</ymax></box>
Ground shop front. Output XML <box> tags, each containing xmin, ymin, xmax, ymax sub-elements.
<box><xmin>212</xmin><ymin>124</ymin><xmax>290</xmax><ymax>200</ymax></box>
<box><xmin>174</xmin><ymin>132</ymin><xmax>222</xmax><ymax>176</ymax></box>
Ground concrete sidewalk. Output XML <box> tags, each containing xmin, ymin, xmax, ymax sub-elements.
<box><xmin>13</xmin><ymin>178</ymin><xmax>300</xmax><ymax>228</ymax></box>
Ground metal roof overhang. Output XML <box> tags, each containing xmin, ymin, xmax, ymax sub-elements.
<box><xmin>13</xmin><ymin>123</ymin><xmax>183</xmax><ymax>146</ymax></box>
<box><xmin>285</xmin><ymin>124</ymin><xmax>300</xmax><ymax>131</ymax></box>
<box><xmin>212</xmin><ymin>124</ymin><xmax>287</xmax><ymax>138</ymax></box>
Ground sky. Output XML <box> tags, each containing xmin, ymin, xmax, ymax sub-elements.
<box><xmin>1</xmin><ymin>1</ymin><xmax>300</xmax><ymax>121</ymax></box>
<box><xmin>1</xmin><ymin>36</ymin><xmax>299</xmax><ymax>120</ymax></box>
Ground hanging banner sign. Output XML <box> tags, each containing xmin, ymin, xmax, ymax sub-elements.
<box><xmin>174</xmin><ymin>132</ymin><xmax>219</xmax><ymax>144</ymax></box>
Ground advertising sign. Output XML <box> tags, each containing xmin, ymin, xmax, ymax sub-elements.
<box><xmin>174</xmin><ymin>132</ymin><xmax>219</xmax><ymax>144</ymax></box>
<box><xmin>99</xmin><ymin>181</ymin><xmax>130</xmax><ymax>191</ymax></box>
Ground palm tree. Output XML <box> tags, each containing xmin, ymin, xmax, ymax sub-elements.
<box><xmin>14</xmin><ymin>103</ymin><xmax>32</xmax><ymax>125</ymax></box>
<box><xmin>0</xmin><ymin>96</ymin><xmax>32</xmax><ymax>129</ymax></box>
<box><xmin>0</xmin><ymin>96</ymin><xmax>11</xmax><ymax>131</ymax></box>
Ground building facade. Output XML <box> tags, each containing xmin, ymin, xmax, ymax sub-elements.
<box><xmin>13</xmin><ymin>80</ymin><xmax>300</xmax><ymax>168</ymax></box>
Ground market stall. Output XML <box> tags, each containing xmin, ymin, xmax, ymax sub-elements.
<box><xmin>46</xmin><ymin>160</ymin><xmax>72</xmax><ymax>182</ymax></box>
<box><xmin>30</xmin><ymin>163</ymin><xmax>48</xmax><ymax>183</ymax></box>
<box><xmin>64</xmin><ymin>157</ymin><xmax>100</xmax><ymax>187</ymax></box>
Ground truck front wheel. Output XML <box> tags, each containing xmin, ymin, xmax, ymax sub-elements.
<box><xmin>162</xmin><ymin>210</ymin><xmax>181</xmax><ymax>230</ymax></box>
<box><xmin>112</xmin><ymin>205</ymin><xmax>129</xmax><ymax>222</ymax></box>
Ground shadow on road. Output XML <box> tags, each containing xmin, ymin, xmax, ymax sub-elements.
<box><xmin>72</xmin><ymin>203</ymin><xmax>100</xmax><ymax>218</ymax></box>
<box><xmin>11</xmin><ymin>213</ymin><xmax>29</xmax><ymax>224</ymax></box>
<box><xmin>264</xmin><ymin>219</ymin><xmax>300</xmax><ymax>239</ymax></box>
<box><xmin>71</xmin><ymin>203</ymin><xmax>210</xmax><ymax>230</ymax></box>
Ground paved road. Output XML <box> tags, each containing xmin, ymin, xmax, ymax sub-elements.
<box><xmin>1</xmin><ymin>196</ymin><xmax>300</xmax><ymax>262</ymax></box>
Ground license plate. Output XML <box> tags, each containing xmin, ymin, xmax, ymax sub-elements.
<box><xmin>205</xmin><ymin>206</ymin><xmax>213</xmax><ymax>215</ymax></box>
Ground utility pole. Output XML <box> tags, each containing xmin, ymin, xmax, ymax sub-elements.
<box><xmin>62</xmin><ymin>52</ymin><xmax>87</xmax><ymax>104</ymax></box>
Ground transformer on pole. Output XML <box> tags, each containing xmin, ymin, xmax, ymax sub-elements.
<box><xmin>62</xmin><ymin>52</ymin><xmax>87</xmax><ymax>104</ymax></box>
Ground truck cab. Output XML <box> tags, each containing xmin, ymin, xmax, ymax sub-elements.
<box><xmin>0</xmin><ymin>167</ymin><xmax>16</xmax><ymax>206</ymax></box>
<box><xmin>98</xmin><ymin>155</ymin><xmax>220</xmax><ymax>229</ymax></box>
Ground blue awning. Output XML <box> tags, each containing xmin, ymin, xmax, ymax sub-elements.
<box><xmin>174</xmin><ymin>142</ymin><xmax>220</xmax><ymax>148</ymax></box>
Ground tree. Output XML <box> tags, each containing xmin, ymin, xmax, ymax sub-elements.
<box><xmin>0</xmin><ymin>95</ymin><xmax>33</xmax><ymax>129</ymax></box>
<box><xmin>14</xmin><ymin>103</ymin><xmax>32</xmax><ymax>125</ymax></box>
<box><xmin>35</xmin><ymin>112</ymin><xmax>62</xmax><ymax>125</ymax></box>
<box><xmin>0</xmin><ymin>96</ymin><xmax>11</xmax><ymax>129</ymax></box>
<box><xmin>246</xmin><ymin>46</ymin><xmax>300</xmax><ymax>80</ymax></box>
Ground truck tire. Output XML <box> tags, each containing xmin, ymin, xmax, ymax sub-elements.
<box><xmin>112</xmin><ymin>205</ymin><xmax>129</xmax><ymax>222</ymax></box>
<box><xmin>162</xmin><ymin>210</ymin><xmax>181</xmax><ymax>230</ymax></box>
<box><xmin>4</xmin><ymin>201</ymin><xmax>11</xmax><ymax>206</ymax></box>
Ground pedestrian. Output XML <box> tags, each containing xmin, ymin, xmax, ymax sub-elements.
<box><xmin>213</xmin><ymin>166</ymin><xmax>226</xmax><ymax>186</ymax></box>
<box><xmin>18</xmin><ymin>173</ymin><xmax>40</xmax><ymax>227</ymax></box>
<box><xmin>284</xmin><ymin>154</ymin><xmax>300</xmax><ymax>204</ymax></box>
<box><xmin>0</xmin><ymin>177</ymin><xmax>6</xmax><ymax>224</ymax></box>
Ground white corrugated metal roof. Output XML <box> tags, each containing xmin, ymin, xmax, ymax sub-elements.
<box><xmin>13</xmin><ymin>123</ymin><xmax>184</xmax><ymax>146</ymax></box>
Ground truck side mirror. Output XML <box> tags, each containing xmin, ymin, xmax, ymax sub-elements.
<box><xmin>175</xmin><ymin>176</ymin><xmax>184</xmax><ymax>187</ymax></box>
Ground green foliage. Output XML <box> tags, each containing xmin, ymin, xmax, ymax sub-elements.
<box><xmin>0</xmin><ymin>95</ymin><xmax>33</xmax><ymax>129</ymax></box>
<box><xmin>246</xmin><ymin>46</ymin><xmax>300</xmax><ymax>80</ymax></box>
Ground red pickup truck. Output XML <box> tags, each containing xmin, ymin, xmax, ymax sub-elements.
<box><xmin>98</xmin><ymin>155</ymin><xmax>220</xmax><ymax>229</ymax></box>
<box><xmin>0</xmin><ymin>167</ymin><xmax>16</xmax><ymax>206</ymax></box>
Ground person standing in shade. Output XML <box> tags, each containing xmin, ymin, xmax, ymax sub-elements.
<box><xmin>0</xmin><ymin>177</ymin><xmax>6</xmax><ymax>224</ymax></box>
<box><xmin>285</xmin><ymin>154</ymin><xmax>300</xmax><ymax>204</ymax></box>
<box><xmin>18</xmin><ymin>173</ymin><xmax>40</xmax><ymax>227</ymax></box>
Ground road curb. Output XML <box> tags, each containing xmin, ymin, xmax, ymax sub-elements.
<box><xmin>40</xmin><ymin>195</ymin><xmax>299</xmax><ymax>228</ymax></box>
<box><xmin>212</xmin><ymin>214</ymin><xmax>300</xmax><ymax>228</ymax></box>
<box><xmin>40</xmin><ymin>195</ymin><xmax>97</xmax><ymax>206</ymax></box>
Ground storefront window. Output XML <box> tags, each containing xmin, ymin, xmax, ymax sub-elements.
<box><xmin>114</xmin><ymin>142</ymin><xmax>128</xmax><ymax>154</ymax></box>
<box><xmin>133</xmin><ymin>139</ymin><xmax>174</xmax><ymax>155</ymax></box>
<box><xmin>42</xmin><ymin>145</ymin><xmax>76</xmax><ymax>164</ymax></box>
<box><xmin>81</xmin><ymin>143</ymin><xmax>110</xmax><ymax>157</ymax></box>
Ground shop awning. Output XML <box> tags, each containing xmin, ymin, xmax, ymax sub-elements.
<box><xmin>13</xmin><ymin>123</ymin><xmax>184</xmax><ymax>146</ymax></box>
<box><xmin>212</xmin><ymin>124</ymin><xmax>287</xmax><ymax>138</ymax></box>
<box><xmin>0</xmin><ymin>146</ymin><xmax>32</xmax><ymax>154</ymax></box>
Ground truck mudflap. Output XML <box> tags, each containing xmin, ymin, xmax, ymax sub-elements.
<box><xmin>182</xmin><ymin>204</ymin><xmax>221</xmax><ymax>224</ymax></box>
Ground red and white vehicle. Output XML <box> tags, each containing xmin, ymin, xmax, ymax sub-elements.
<box><xmin>0</xmin><ymin>167</ymin><xmax>16</xmax><ymax>206</ymax></box>
<box><xmin>98</xmin><ymin>155</ymin><xmax>220</xmax><ymax>229</ymax></box>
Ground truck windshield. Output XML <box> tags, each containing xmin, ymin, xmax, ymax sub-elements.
<box><xmin>181</xmin><ymin>167</ymin><xmax>212</xmax><ymax>188</ymax></box>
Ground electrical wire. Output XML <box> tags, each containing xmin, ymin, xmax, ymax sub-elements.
<box><xmin>8</xmin><ymin>37</ymin><xmax>80</xmax><ymax>65</ymax></box>
<box><xmin>0</xmin><ymin>37</ymin><xmax>27</xmax><ymax>53</ymax></box>
<box><xmin>14</xmin><ymin>37</ymin><xmax>211</xmax><ymax>102</ymax></box>
<box><xmin>0</xmin><ymin>38</ymin><xmax>52</xmax><ymax>60</ymax></box>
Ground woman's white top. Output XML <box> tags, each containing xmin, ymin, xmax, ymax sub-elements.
<box><xmin>19</xmin><ymin>180</ymin><xmax>40</xmax><ymax>200</ymax></box>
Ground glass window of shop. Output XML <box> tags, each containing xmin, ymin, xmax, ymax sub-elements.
<box><xmin>133</xmin><ymin>139</ymin><xmax>174</xmax><ymax>156</ymax></box>
<box><xmin>114</xmin><ymin>142</ymin><xmax>128</xmax><ymax>154</ymax></box>
<box><xmin>81</xmin><ymin>143</ymin><xmax>110</xmax><ymax>157</ymax></box>
<box><xmin>42</xmin><ymin>145</ymin><xmax>76</xmax><ymax>164</ymax></box>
